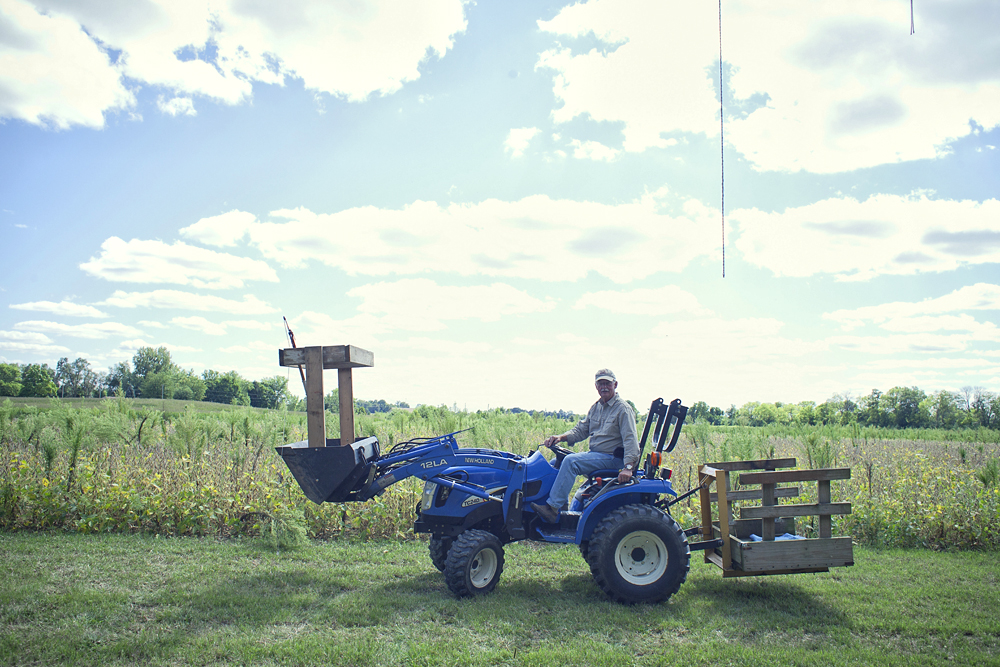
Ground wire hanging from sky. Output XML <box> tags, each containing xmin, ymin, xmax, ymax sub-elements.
<box><xmin>719</xmin><ymin>0</ymin><xmax>725</xmax><ymax>278</ymax></box>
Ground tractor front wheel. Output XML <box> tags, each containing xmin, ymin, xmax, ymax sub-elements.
<box><xmin>444</xmin><ymin>529</ymin><xmax>505</xmax><ymax>597</ymax></box>
<box><xmin>586</xmin><ymin>504</ymin><xmax>689</xmax><ymax>604</ymax></box>
<box><xmin>429</xmin><ymin>535</ymin><xmax>453</xmax><ymax>572</ymax></box>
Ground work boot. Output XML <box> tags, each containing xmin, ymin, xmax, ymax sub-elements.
<box><xmin>530</xmin><ymin>502</ymin><xmax>559</xmax><ymax>524</ymax></box>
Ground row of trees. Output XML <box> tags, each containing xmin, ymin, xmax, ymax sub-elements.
<box><xmin>688</xmin><ymin>386</ymin><xmax>1000</xmax><ymax>430</ymax></box>
<box><xmin>0</xmin><ymin>347</ymin><xmax>292</xmax><ymax>410</ymax></box>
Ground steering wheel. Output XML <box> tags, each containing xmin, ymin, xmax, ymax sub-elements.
<box><xmin>547</xmin><ymin>443</ymin><xmax>573</xmax><ymax>467</ymax></box>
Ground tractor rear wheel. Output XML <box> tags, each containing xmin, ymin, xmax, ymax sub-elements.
<box><xmin>444</xmin><ymin>529</ymin><xmax>505</xmax><ymax>598</ymax></box>
<box><xmin>429</xmin><ymin>535</ymin><xmax>453</xmax><ymax>572</ymax></box>
<box><xmin>586</xmin><ymin>504</ymin><xmax>689</xmax><ymax>604</ymax></box>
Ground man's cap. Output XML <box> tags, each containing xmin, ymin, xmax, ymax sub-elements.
<box><xmin>595</xmin><ymin>368</ymin><xmax>616</xmax><ymax>383</ymax></box>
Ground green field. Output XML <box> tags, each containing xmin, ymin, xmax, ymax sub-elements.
<box><xmin>2</xmin><ymin>397</ymin><xmax>999</xmax><ymax>548</ymax></box>
<box><xmin>1</xmin><ymin>533</ymin><xmax>997</xmax><ymax>666</ymax></box>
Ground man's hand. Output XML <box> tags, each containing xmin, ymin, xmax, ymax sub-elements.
<box><xmin>543</xmin><ymin>435</ymin><xmax>564</xmax><ymax>448</ymax></box>
<box><xmin>617</xmin><ymin>467</ymin><xmax>633</xmax><ymax>484</ymax></box>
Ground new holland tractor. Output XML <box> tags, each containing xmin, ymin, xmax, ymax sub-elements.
<box><xmin>278</xmin><ymin>396</ymin><xmax>722</xmax><ymax>603</ymax></box>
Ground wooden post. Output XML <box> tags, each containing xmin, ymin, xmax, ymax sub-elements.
<box><xmin>761</xmin><ymin>482</ymin><xmax>776</xmax><ymax>541</ymax></box>
<box><xmin>304</xmin><ymin>346</ymin><xmax>325</xmax><ymax>448</ymax></box>
<box><xmin>717</xmin><ymin>469</ymin><xmax>732</xmax><ymax>570</ymax></box>
<box><xmin>818</xmin><ymin>480</ymin><xmax>832</xmax><ymax>538</ymax></box>
<box><xmin>278</xmin><ymin>344</ymin><xmax>374</xmax><ymax>448</ymax></box>
<box><xmin>338</xmin><ymin>368</ymin><xmax>355</xmax><ymax>446</ymax></box>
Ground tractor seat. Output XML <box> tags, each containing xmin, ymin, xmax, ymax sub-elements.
<box><xmin>587</xmin><ymin>469</ymin><xmax>620</xmax><ymax>481</ymax></box>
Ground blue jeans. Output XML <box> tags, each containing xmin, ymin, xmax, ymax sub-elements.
<box><xmin>547</xmin><ymin>451</ymin><xmax>623</xmax><ymax>510</ymax></box>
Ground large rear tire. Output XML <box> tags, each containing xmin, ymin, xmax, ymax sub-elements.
<box><xmin>429</xmin><ymin>535</ymin><xmax>453</xmax><ymax>572</ymax></box>
<box><xmin>586</xmin><ymin>504</ymin><xmax>689</xmax><ymax>604</ymax></box>
<box><xmin>444</xmin><ymin>529</ymin><xmax>505</xmax><ymax>598</ymax></box>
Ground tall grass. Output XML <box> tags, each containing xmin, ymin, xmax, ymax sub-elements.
<box><xmin>1</xmin><ymin>398</ymin><xmax>998</xmax><ymax>549</ymax></box>
<box><xmin>0</xmin><ymin>398</ymin><xmax>572</xmax><ymax>541</ymax></box>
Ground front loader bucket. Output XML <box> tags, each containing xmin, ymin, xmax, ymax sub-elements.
<box><xmin>276</xmin><ymin>437</ymin><xmax>380</xmax><ymax>504</ymax></box>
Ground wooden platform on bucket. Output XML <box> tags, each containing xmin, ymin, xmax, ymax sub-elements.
<box><xmin>696</xmin><ymin>458</ymin><xmax>854</xmax><ymax>578</ymax></box>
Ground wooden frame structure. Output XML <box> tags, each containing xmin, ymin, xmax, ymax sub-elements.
<box><xmin>696</xmin><ymin>458</ymin><xmax>854</xmax><ymax>577</ymax></box>
<box><xmin>278</xmin><ymin>345</ymin><xmax>374</xmax><ymax>448</ymax></box>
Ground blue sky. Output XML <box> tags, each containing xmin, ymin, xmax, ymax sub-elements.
<box><xmin>1</xmin><ymin>0</ymin><xmax>998</xmax><ymax>412</ymax></box>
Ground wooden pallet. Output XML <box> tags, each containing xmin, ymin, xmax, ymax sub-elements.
<box><xmin>696</xmin><ymin>458</ymin><xmax>854</xmax><ymax>577</ymax></box>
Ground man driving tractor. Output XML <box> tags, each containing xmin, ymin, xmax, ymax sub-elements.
<box><xmin>530</xmin><ymin>368</ymin><xmax>639</xmax><ymax>523</ymax></box>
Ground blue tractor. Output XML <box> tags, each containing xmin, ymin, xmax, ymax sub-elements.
<box><xmin>277</xmin><ymin>398</ymin><xmax>721</xmax><ymax>603</ymax></box>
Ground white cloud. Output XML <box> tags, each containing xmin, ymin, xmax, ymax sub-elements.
<box><xmin>221</xmin><ymin>340</ymin><xmax>276</xmax><ymax>354</ymax></box>
<box><xmin>8</xmin><ymin>300</ymin><xmax>107</xmax><ymax>317</ymax></box>
<box><xmin>99</xmin><ymin>290</ymin><xmax>276</xmax><ymax>315</ymax></box>
<box><xmin>569</xmin><ymin>139</ymin><xmax>619</xmax><ymax>162</ymax></box>
<box><xmin>0</xmin><ymin>340</ymin><xmax>71</xmax><ymax>355</ymax></box>
<box><xmin>80</xmin><ymin>237</ymin><xmax>279</xmax><ymax>289</ymax></box>
<box><xmin>733</xmin><ymin>195</ymin><xmax>1000</xmax><ymax>280</ymax></box>
<box><xmin>179</xmin><ymin>209</ymin><xmax>257</xmax><ymax>247</ymax></box>
<box><xmin>574</xmin><ymin>286</ymin><xmax>709</xmax><ymax>316</ymax></box>
<box><xmin>230</xmin><ymin>194</ymin><xmax>719</xmax><ymax>284</ymax></box>
<box><xmin>876</xmin><ymin>315</ymin><xmax>999</xmax><ymax>339</ymax></box>
<box><xmin>1</xmin><ymin>0</ymin><xmax>468</xmax><ymax>128</ymax></box>
<box><xmin>537</xmin><ymin>0</ymin><xmax>1000</xmax><ymax>173</ymax></box>
<box><xmin>170</xmin><ymin>316</ymin><xmax>273</xmax><ymax>336</ymax></box>
<box><xmin>511</xmin><ymin>337</ymin><xmax>548</xmax><ymax>346</ymax></box>
<box><xmin>112</xmin><ymin>339</ymin><xmax>201</xmax><ymax>355</ymax></box>
<box><xmin>138</xmin><ymin>320</ymin><xmax>166</xmax><ymax>329</ymax></box>
<box><xmin>827</xmin><ymin>333</ymin><xmax>973</xmax><ymax>355</ymax></box>
<box><xmin>865</xmin><ymin>357</ymin><xmax>997</xmax><ymax>371</ymax></box>
<box><xmin>156</xmin><ymin>95</ymin><xmax>195</xmax><ymax>116</ymax></box>
<box><xmin>171</xmin><ymin>316</ymin><xmax>226</xmax><ymax>336</ymax></box>
<box><xmin>824</xmin><ymin>283</ymin><xmax>1000</xmax><ymax>328</ymax></box>
<box><xmin>223</xmin><ymin>320</ymin><xmax>273</xmax><ymax>331</ymax></box>
<box><xmin>504</xmin><ymin>127</ymin><xmax>540</xmax><ymax>157</ymax></box>
<box><xmin>13</xmin><ymin>320</ymin><xmax>142</xmax><ymax>339</ymax></box>
<box><xmin>0</xmin><ymin>330</ymin><xmax>54</xmax><ymax>344</ymax></box>
<box><xmin>651</xmin><ymin>317</ymin><xmax>826</xmax><ymax>359</ymax></box>
<box><xmin>352</xmin><ymin>279</ymin><xmax>555</xmax><ymax>328</ymax></box>
<box><xmin>290</xmin><ymin>279</ymin><xmax>556</xmax><ymax>343</ymax></box>
<box><xmin>0</xmin><ymin>0</ymin><xmax>135</xmax><ymax>129</ymax></box>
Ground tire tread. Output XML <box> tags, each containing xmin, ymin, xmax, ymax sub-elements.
<box><xmin>585</xmin><ymin>504</ymin><xmax>689</xmax><ymax>604</ymax></box>
<box><xmin>444</xmin><ymin>529</ymin><xmax>505</xmax><ymax>598</ymax></box>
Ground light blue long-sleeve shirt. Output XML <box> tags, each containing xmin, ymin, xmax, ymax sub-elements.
<box><xmin>563</xmin><ymin>393</ymin><xmax>639</xmax><ymax>467</ymax></box>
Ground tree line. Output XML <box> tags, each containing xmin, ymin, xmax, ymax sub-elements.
<box><xmin>0</xmin><ymin>347</ymin><xmax>293</xmax><ymax>410</ymax></box>
<box><xmin>4</xmin><ymin>352</ymin><xmax>996</xmax><ymax>430</ymax></box>
<box><xmin>688</xmin><ymin>386</ymin><xmax>1000</xmax><ymax>430</ymax></box>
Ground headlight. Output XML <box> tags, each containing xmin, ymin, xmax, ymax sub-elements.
<box><xmin>421</xmin><ymin>481</ymin><xmax>436</xmax><ymax>511</ymax></box>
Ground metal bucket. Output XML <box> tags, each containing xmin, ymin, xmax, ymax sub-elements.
<box><xmin>276</xmin><ymin>436</ymin><xmax>380</xmax><ymax>504</ymax></box>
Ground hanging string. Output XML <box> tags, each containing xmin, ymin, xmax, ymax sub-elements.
<box><xmin>910</xmin><ymin>0</ymin><xmax>915</xmax><ymax>34</ymax></box>
<box><xmin>719</xmin><ymin>0</ymin><xmax>725</xmax><ymax>278</ymax></box>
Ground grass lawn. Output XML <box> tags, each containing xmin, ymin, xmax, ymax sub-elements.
<box><xmin>0</xmin><ymin>533</ymin><xmax>997</xmax><ymax>666</ymax></box>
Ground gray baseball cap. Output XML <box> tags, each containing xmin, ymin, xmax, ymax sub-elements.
<box><xmin>595</xmin><ymin>368</ymin><xmax>616</xmax><ymax>382</ymax></box>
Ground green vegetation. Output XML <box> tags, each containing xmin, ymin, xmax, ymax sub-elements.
<box><xmin>1</xmin><ymin>397</ymin><xmax>998</xmax><ymax>550</ymax></box>
<box><xmin>688</xmin><ymin>385</ymin><xmax>1000</xmax><ymax>430</ymax></box>
<box><xmin>1</xmin><ymin>347</ymin><xmax>292</xmax><ymax>409</ymax></box>
<box><xmin>0</xmin><ymin>533</ymin><xmax>997</xmax><ymax>666</ymax></box>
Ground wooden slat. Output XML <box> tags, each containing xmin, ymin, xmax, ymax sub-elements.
<box><xmin>280</xmin><ymin>345</ymin><xmax>374</xmax><ymax>369</ymax></box>
<box><xmin>710</xmin><ymin>486</ymin><xmax>799</xmax><ymax>502</ymax></box>
<box><xmin>304</xmin><ymin>346</ymin><xmax>325</xmax><ymax>448</ymax></box>
<box><xmin>722</xmin><ymin>564</ymin><xmax>830</xmax><ymax>578</ymax></box>
<box><xmin>338</xmin><ymin>368</ymin><xmax>355</xmax><ymax>447</ymax></box>
<box><xmin>736</xmin><ymin>536</ymin><xmax>853</xmax><ymax>571</ymax></box>
<box><xmin>739</xmin><ymin>468</ymin><xmax>851</xmax><ymax>485</ymax></box>
<box><xmin>740</xmin><ymin>502</ymin><xmax>852</xmax><ymax>519</ymax></box>
<box><xmin>704</xmin><ymin>458</ymin><xmax>796</xmax><ymax>471</ymax></box>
